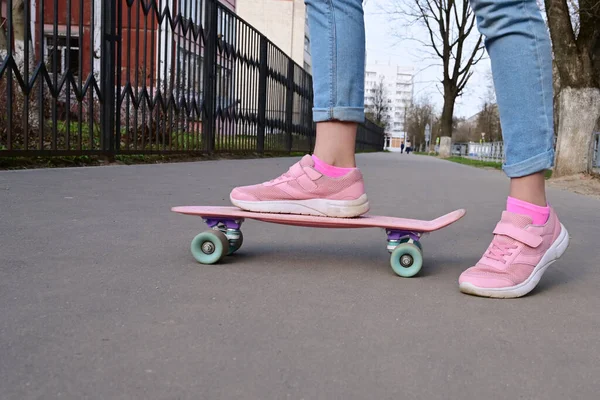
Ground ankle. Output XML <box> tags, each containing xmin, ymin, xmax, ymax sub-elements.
<box><xmin>312</xmin><ymin>153</ymin><xmax>356</xmax><ymax>168</ymax></box>
<box><xmin>509</xmin><ymin>172</ymin><xmax>547</xmax><ymax>207</ymax></box>
<box><xmin>506</xmin><ymin>196</ymin><xmax>550</xmax><ymax>225</ymax></box>
<box><xmin>312</xmin><ymin>155</ymin><xmax>356</xmax><ymax>178</ymax></box>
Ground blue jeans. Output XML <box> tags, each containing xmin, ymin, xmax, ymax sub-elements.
<box><xmin>304</xmin><ymin>0</ymin><xmax>555</xmax><ymax>178</ymax></box>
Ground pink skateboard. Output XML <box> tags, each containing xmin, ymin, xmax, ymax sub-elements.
<box><xmin>171</xmin><ymin>206</ymin><xmax>466</xmax><ymax>277</ymax></box>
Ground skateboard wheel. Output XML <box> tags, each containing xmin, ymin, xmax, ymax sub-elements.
<box><xmin>227</xmin><ymin>231</ymin><xmax>244</xmax><ymax>255</ymax></box>
<box><xmin>390</xmin><ymin>243</ymin><xmax>423</xmax><ymax>278</ymax></box>
<box><xmin>190</xmin><ymin>230</ymin><xmax>230</xmax><ymax>264</ymax></box>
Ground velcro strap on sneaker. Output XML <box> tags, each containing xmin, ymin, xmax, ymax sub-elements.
<box><xmin>288</xmin><ymin>162</ymin><xmax>304</xmax><ymax>177</ymax></box>
<box><xmin>493</xmin><ymin>223</ymin><xmax>543</xmax><ymax>248</ymax></box>
<box><xmin>303</xmin><ymin>166</ymin><xmax>322</xmax><ymax>180</ymax></box>
<box><xmin>297</xmin><ymin>174</ymin><xmax>318</xmax><ymax>191</ymax></box>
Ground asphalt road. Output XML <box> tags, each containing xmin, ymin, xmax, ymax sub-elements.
<box><xmin>1</xmin><ymin>153</ymin><xmax>599</xmax><ymax>399</ymax></box>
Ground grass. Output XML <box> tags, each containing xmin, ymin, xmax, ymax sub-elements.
<box><xmin>446</xmin><ymin>156</ymin><xmax>503</xmax><ymax>170</ymax></box>
<box><xmin>0</xmin><ymin>150</ymin><xmax>384</xmax><ymax>170</ymax></box>
<box><xmin>1</xmin><ymin>123</ymin><xmax>385</xmax><ymax>169</ymax></box>
<box><xmin>55</xmin><ymin>121</ymin><xmax>102</xmax><ymax>150</ymax></box>
<box><xmin>0</xmin><ymin>145</ymin><xmax>381</xmax><ymax>170</ymax></box>
<box><xmin>444</xmin><ymin>156</ymin><xmax>553</xmax><ymax>179</ymax></box>
<box><xmin>0</xmin><ymin>147</ymin><xmax>384</xmax><ymax>170</ymax></box>
<box><xmin>0</xmin><ymin>155</ymin><xmax>100</xmax><ymax>169</ymax></box>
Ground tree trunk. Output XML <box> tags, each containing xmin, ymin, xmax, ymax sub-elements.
<box><xmin>12</xmin><ymin>0</ymin><xmax>39</xmax><ymax>130</ymax></box>
<box><xmin>0</xmin><ymin>5</ymin><xmax>9</xmax><ymax>57</ymax></box>
<box><xmin>554</xmin><ymin>87</ymin><xmax>600</xmax><ymax>176</ymax></box>
<box><xmin>440</xmin><ymin>93</ymin><xmax>455</xmax><ymax>138</ymax></box>
<box><xmin>12</xmin><ymin>1</ymin><xmax>33</xmax><ymax>71</ymax></box>
<box><xmin>544</xmin><ymin>0</ymin><xmax>600</xmax><ymax>176</ymax></box>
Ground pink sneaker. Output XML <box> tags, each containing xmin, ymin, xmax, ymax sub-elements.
<box><xmin>230</xmin><ymin>155</ymin><xmax>369</xmax><ymax>217</ymax></box>
<box><xmin>459</xmin><ymin>208</ymin><xmax>569</xmax><ymax>298</ymax></box>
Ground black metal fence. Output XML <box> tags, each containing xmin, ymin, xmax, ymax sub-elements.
<box><xmin>0</xmin><ymin>0</ymin><xmax>384</xmax><ymax>157</ymax></box>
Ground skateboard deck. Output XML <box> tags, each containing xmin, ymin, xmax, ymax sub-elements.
<box><xmin>172</xmin><ymin>206</ymin><xmax>466</xmax><ymax>277</ymax></box>
<box><xmin>171</xmin><ymin>206</ymin><xmax>465</xmax><ymax>232</ymax></box>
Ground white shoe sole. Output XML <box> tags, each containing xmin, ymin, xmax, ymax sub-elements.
<box><xmin>459</xmin><ymin>224</ymin><xmax>570</xmax><ymax>298</ymax></box>
<box><xmin>230</xmin><ymin>194</ymin><xmax>369</xmax><ymax>218</ymax></box>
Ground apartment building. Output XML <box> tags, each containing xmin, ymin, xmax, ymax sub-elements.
<box><xmin>364</xmin><ymin>62</ymin><xmax>414</xmax><ymax>151</ymax></box>
<box><xmin>236</xmin><ymin>0</ymin><xmax>312</xmax><ymax>72</ymax></box>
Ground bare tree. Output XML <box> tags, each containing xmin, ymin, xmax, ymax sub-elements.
<box><xmin>476</xmin><ymin>102</ymin><xmax>501</xmax><ymax>142</ymax></box>
<box><xmin>392</xmin><ymin>0</ymin><xmax>485</xmax><ymax>139</ymax></box>
<box><xmin>474</xmin><ymin>71</ymin><xmax>502</xmax><ymax>142</ymax></box>
<box><xmin>365</xmin><ymin>76</ymin><xmax>391</xmax><ymax>130</ymax></box>
<box><xmin>406</xmin><ymin>96</ymin><xmax>436</xmax><ymax>149</ymax></box>
<box><xmin>544</xmin><ymin>0</ymin><xmax>600</xmax><ymax>176</ymax></box>
<box><xmin>453</xmin><ymin>116</ymin><xmax>475</xmax><ymax>142</ymax></box>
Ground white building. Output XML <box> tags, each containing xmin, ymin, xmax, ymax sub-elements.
<box><xmin>236</xmin><ymin>0</ymin><xmax>312</xmax><ymax>73</ymax></box>
<box><xmin>364</xmin><ymin>62</ymin><xmax>414</xmax><ymax>151</ymax></box>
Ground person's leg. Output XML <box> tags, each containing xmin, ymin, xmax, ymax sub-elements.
<box><xmin>459</xmin><ymin>0</ymin><xmax>569</xmax><ymax>298</ymax></box>
<box><xmin>313</xmin><ymin>122</ymin><xmax>358</xmax><ymax>167</ymax></box>
<box><xmin>309</xmin><ymin>0</ymin><xmax>365</xmax><ymax>168</ymax></box>
<box><xmin>230</xmin><ymin>0</ymin><xmax>368</xmax><ymax>217</ymax></box>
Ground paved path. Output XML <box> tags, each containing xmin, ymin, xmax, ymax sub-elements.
<box><xmin>1</xmin><ymin>153</ymin><xmax>599</xmax><ymax>399</ymax></box>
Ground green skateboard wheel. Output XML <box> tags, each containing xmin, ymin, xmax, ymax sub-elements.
<box><xmin>390</xmin><ymin>243</ymin><xmax>423</xmax><ymax>277</ymax></box>
<box><xmin>191</xmin><ymin>230</ymin><xmax>230</xmax><ymax>264</ymax></box>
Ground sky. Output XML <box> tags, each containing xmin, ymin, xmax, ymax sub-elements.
<box><xmin>363</xmin><ymin>0</ymin><xmax>493</xmax><ymax>119</ymax></box>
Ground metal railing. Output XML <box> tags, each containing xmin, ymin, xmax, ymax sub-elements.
<box><xmin>460</xmin><ymin>136</ymin><xmax>600</xmax><ymax>170</ymax></box>
<box><xmin>466</xmin><ymin>141</ymin><xmax>505</xmax><ymax>163</ymax></box>
<box><xmin>0</xmin><ymin>0</ymin><xmax>384</xmax><ymax>157</ymax></box>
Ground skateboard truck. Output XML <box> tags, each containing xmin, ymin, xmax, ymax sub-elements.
<box><xmin>204</xmin><ymin>218</ymin><xmax>244</xmax><ymax>230</ymax></box>
<box><xmin>386</xmin><ymin>229</ymin><xmax>422</xmax><ymax>253</ymax></box>
<box><xmin>203</xmin><ymin>218</ymin><xmax>245</xmax><ymax>255</ymax></box>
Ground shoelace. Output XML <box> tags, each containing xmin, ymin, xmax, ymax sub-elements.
<box><xmin>485</xmin><ymin>237</ymin><xmax>518</xmax><ymax>263</ymax></box>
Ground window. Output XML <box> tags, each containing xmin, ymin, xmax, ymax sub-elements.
<box><xmin>177</xmin><ymin>45</ymin><xmax>204</xmax><ymax>97</ymax></box>
<box><xmin>304</xmin><ymin>36</ymin><xmax>310</xmax><ymax>52</ymax></box>
<box><xmin>46</xmin><ymin>35</ymin><xmax>80</xmax><ymax>77</ymax></box>
<box><xmin>179</xmin><ymin>0</ymin><xmax>206</xmax><ymax>31</ymax></box>
<box><xmin>179</xmin><ymin>0</ymin><xmax>200</xmax><ymax>19</ymax></box>
<box><xmin>215</xmin><ymin>64</ymin><xmax>232</xmax><ymax>101</ymax></box>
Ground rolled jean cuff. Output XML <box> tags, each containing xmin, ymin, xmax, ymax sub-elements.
<box><xmin>313</xmin><ymin>107</ymin><xmax>365</xmax><ymax>123</ymax></box>
<box><xmin>503</xmin><ymin>148</ymin><xmax>554</xmax><ymax>178</ymax></box>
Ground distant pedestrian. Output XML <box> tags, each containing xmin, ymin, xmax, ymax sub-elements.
<box><xmin>401</xmin><ymin>143</ymin><xmax>405</xmax><ymax>154</ymax></box>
